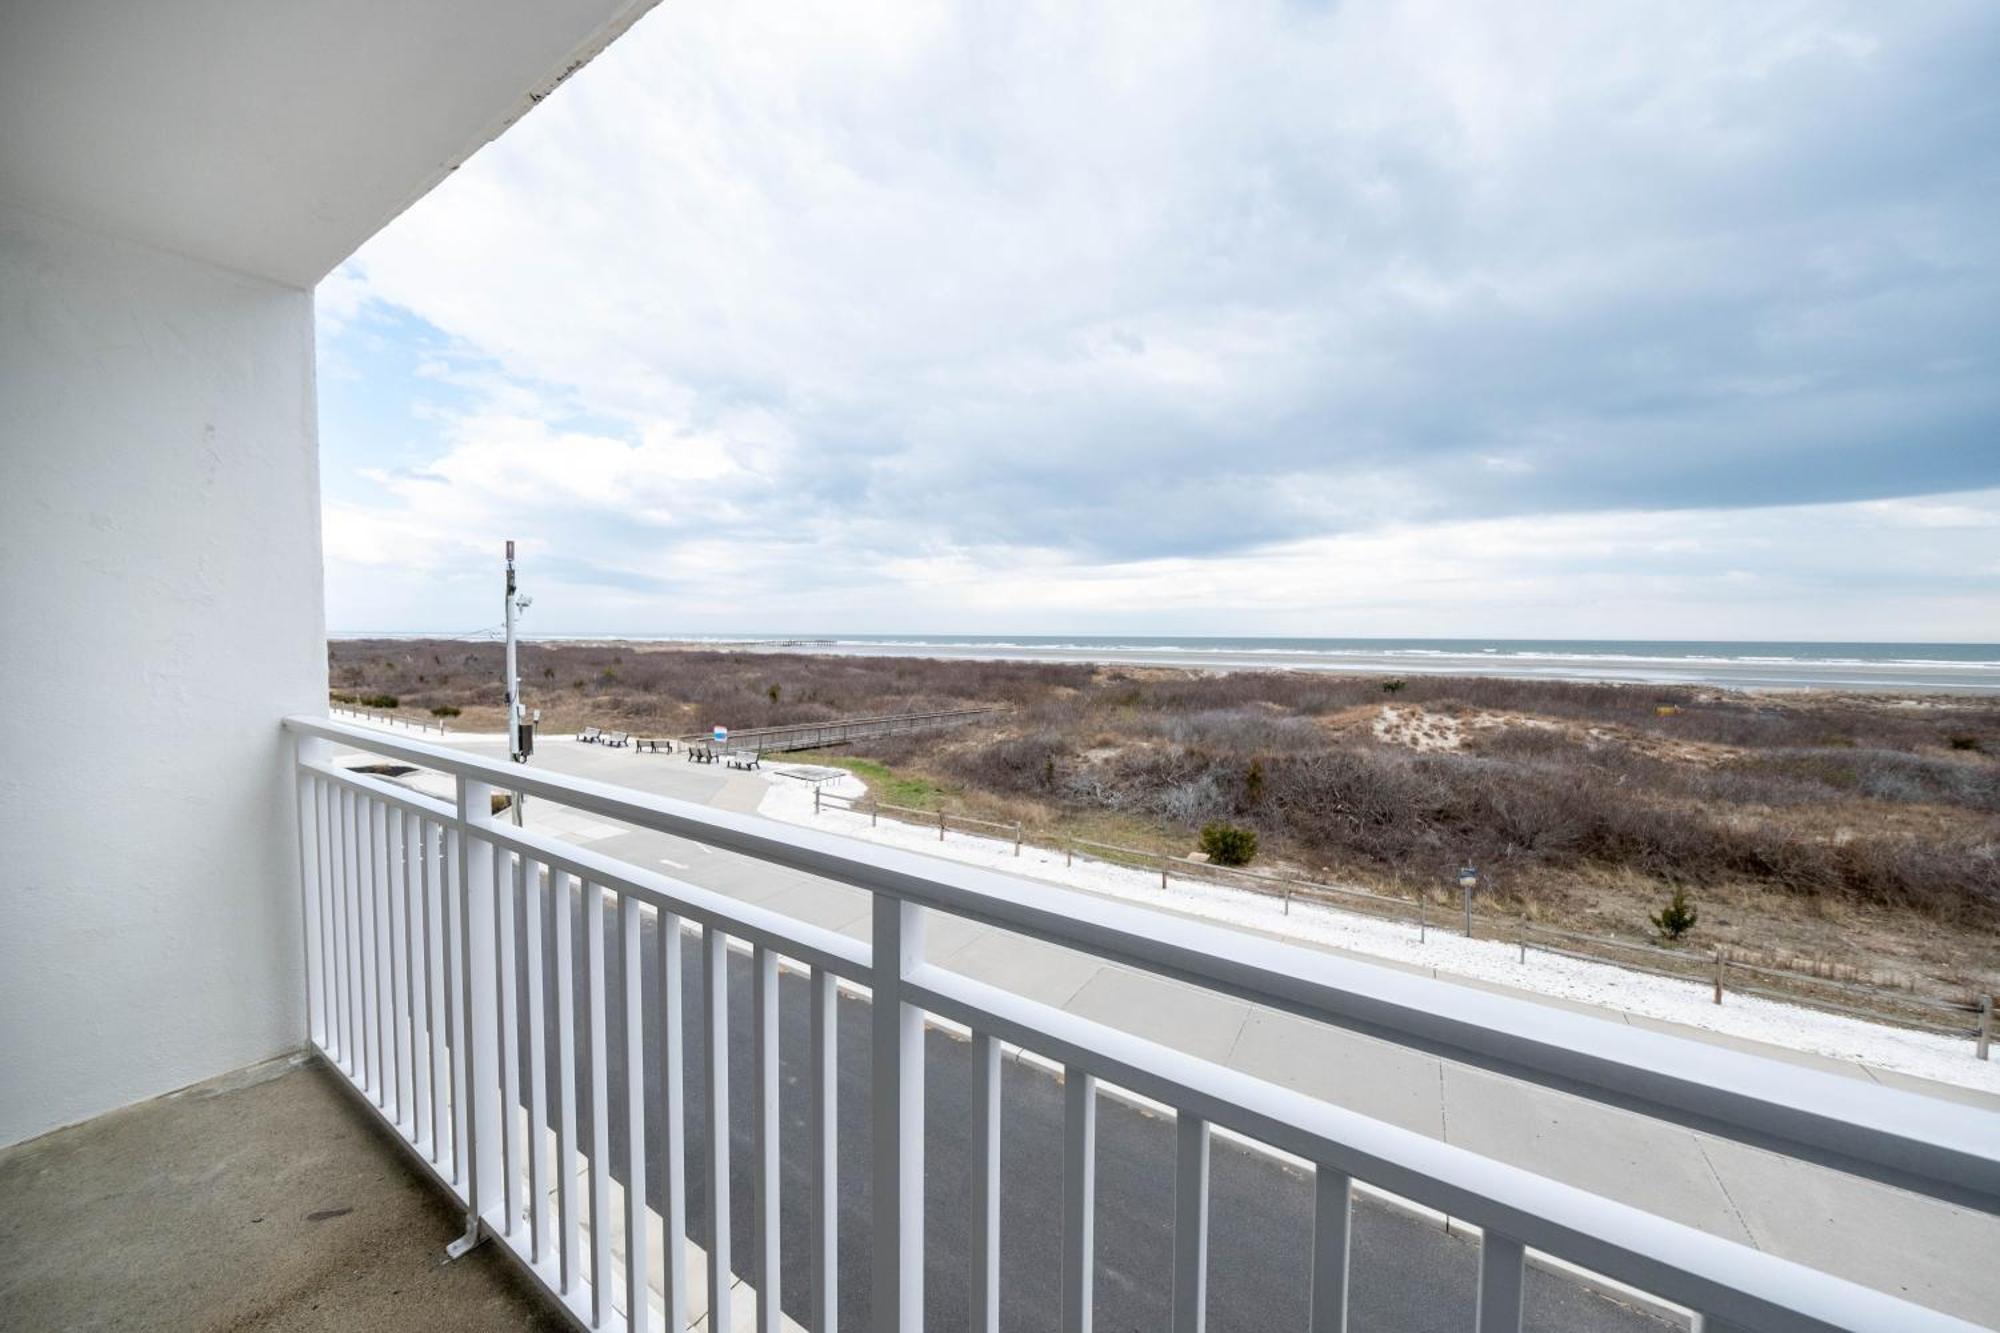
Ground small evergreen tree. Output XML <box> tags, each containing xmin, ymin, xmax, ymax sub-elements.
<box><xmin>1245</xmin><ymin>758</ymin><xmax>1266</xmax><ymax>806</ymax></box>
<box><xmin>1650</xmin><ymin>887</ymin><xmax>1698</xmax><ymax>941</ymax></box>
<box><xmin>1200</xmin><ymin>822</ymin><xmax>1259</xmax><ymax>867</ymax></box>
<box><xmin>1381</xmin><ymin>678</ymin><xmax>1406</xmax><ymax>694</ymax></box>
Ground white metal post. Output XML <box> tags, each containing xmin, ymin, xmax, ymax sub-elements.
<box><xmin>450</xmin><ymin>772</ymin><xmax>500</xmax><ymax>1259</ymax></box>
<box><xmin>810</xmin><ymin>966</ymin><xmax>839</xmax><ymax>1333</ymax></box>
<box><xmin>872</xmin><ymin>896</ymin><xmax>926</xmax><ymax>1333</ymax></box>
<box><xmin>1309</xmin><ymin>1168</ymin><xmax>1351</xmax><ymax>1333</ymax></box>
<box><xmin>622</xmin><ymin>894</ymin><xmax>649</xmax><ymax>1332</ymax></box>
<box><xmin>1062</xmin><ymin>1069</ymin><xmax>1097</xmax><ymax>1333</ymax></box>
<box><xmin>704</xmin><ymin>924</ymin><xmax>733</xmax><ymax>1333</ymax></box>
<box><xmin>970</xmin><ymin>1032</ymin><xmax>1002</xmax><ymax>1333</ymax></box>
<box><xmin>656</xmin><ymin>910</ymin><xmax>689</xmax><ymax>1331</ymax></box>
<box><xmin>753</xmin><ymin>944</ymin><xmax>781</xmax><ymax>1333</ymax></box>
<box><xmin>1476</xmin><ymin>1232</ymin><xmax>1525</xmax><ymax>1333</ymax></box>
<box><xmin>1172</xmin><ymin>1113</ymin><xmax>1209</xmax><ymax>1333</ymax></box>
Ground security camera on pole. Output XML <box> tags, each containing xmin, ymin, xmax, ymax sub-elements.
<box><xmin>505</xmin><ymin>541</ymin><xmax>535</xmax><ymax>764</ymax></box>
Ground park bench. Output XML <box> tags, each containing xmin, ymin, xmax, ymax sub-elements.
<box><xmin>685</xmin><ymin>744</ymin><xmax>716</xmax><ymax>764</ymax></box>
<box><xmin>603</xmin><ymin>731</ymin><xmax>629</xmax><ymax>748</ymax></box>
<box><xmin>577</xmin><ymin>725</ymin><xmax>601</xmax><ymax>743</ymax></box>
<box><xmin>725</xmin><ymin>750</ymin><xmax>762</xmax><ymax>770</ymax></box>
<box><xmin>635</xmin><ymin>737</ymin><xmax>672</xmax><ymax>753</ymax></box>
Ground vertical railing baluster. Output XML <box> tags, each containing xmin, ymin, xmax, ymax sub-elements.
<box><xmin>1309</xmin><ymin>1167</ymin><xmax>1351</xmax><ymax>1333</ymax></box>
<box><xmin>322</xmin><ymin>772</ymin><xmax>342</xmax><ymax>1056</ymax></box>
<box><xmin>497</xmin><ymin>844</ymin><xmax>523</xmax><ymax>1239</ymax></box>
<box><xmin>387</xmin><ymin>805</ymin><xmax>407</xmax><ymax>1127</ymax></box>
<box><xmin>657</xmin><ymin>910</ymin><xmax>689</xmax><ymax>1331</ymax></box>
<box><xmin>872</xmin><ymin>897</ymin><xmax>926</xmax><ymax>1333</ymax></box>
<box><xmin>361</xmin><ymin>796</ymin><xmax>381</xmax><ymax>1098</ymax></box>
<box><xmin>446</xmin><ymin>824</ymin><xmax>469</xmax><ymax>1189</ymax></box>
<box><xmin>622</xmin><ymin>894</ymin><xmax>650</xmax><ymax>1332</ymax></box>
<box><xmin>586</xmin><ymin>882</ymin><xmax>613</xmax><ymax>1325</ymax></box>
<box><xmin>404</xmin><ymin>809</ymin><xmax>423</xmax><ymax>1141</ymax></box>
<box><xmin>453</xmin><ymin>774</ymin><xmax>501</xmax><ymax>1256</ymax></box>
<box><xmin>969</xmin><ymin>1032</ymin><xmax>1001</xmax><ymax>1333</ymax></box>
<box><xmin>704</xmin><ymin>924</ymin><xmax>733</xmax><ymax>1333</ymax></box>
<box><xmin>753</xmin><ymin>945</ymin><xmax>781</xmax><ymax>1333</ymax></box>
<box><xmin>555</xmin><ymin>870</ymin><xmax>582</xmax><ymax>1295</ymax></box>
<box><xmin>293</xmin><ymin>742</ymin><xmax>325</xmax><ymax>1048</ymax></box>
<box><xmin>376</xmin><ymin>792</ymin><xmax>394</xmax><ymax>1104</ymax></box>
<box><xmin>1062</xmin><ymin>1069</ymin><xmax>1097</xmax><ymax>1333</ymax></box>
<box><xmin>810</xmin><ymin>966</ymin><xmax>838</xmax><ymax>1333</ymax></box>
<box><xmin>1475</xmin><ymin>1232</ymin><xmax>1525</xmax><ymax>1333</ymax></box>
<box><xmin>424</xmin><ymin>819</ymin><xmax>448</xmax><ymax>1165</ymax></box>
<box><xmin>525</xmin><ymin>860</ymin><xmax>550</xmax><ymax>1264</ymax></box>
<box><xmin>1173</xmin><ymin>1114</ymin><xmax>1209</xmax><ymax>1333</ymax></box>
<box><xmin>348</xmin><ymin>784</ymin><xmax>364</xmax><ymax>1072</ymax></box>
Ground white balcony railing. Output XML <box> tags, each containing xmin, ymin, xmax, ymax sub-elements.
<box><xmin>283</xmin><ymin>715</ymin><xmax>1997</xmax><ymax>1333</ymax></box>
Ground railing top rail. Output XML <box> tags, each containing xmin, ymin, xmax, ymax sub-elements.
<box><xmin>284</xmin><ymin>713</ymin><xmax>2000</xmax><ymax>1216</ymax></box>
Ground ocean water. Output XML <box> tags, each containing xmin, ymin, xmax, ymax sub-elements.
<box><xmin>334</xmin><ymin>630</ymin><xmax>2000</xmax><ymax>691</ymax></box>
<box><xmin>651</xmin><ymin>634</ymin><xmax>2000</xmax><ymax>693</ymax></box>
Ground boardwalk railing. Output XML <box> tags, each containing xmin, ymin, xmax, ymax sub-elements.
<box><xmin>332</xmin><ymin>703</ymin><xmax>450</xmax><ymax>735</ymax></box>
<box><xmin>681</xmin><ymin>706</ymin><xmax>1004</xmax><ymax>755</ymax></box>
<box><xmin>285</xmin><ymin>714</ymin><xmax>1995</xmax><ymax>1333</ymax></box>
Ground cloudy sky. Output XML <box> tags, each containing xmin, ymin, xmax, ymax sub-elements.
<box><xmin>318</xmin><ymin>0</ymin><xmax>2000</xmax><ymax>641</ymax></box>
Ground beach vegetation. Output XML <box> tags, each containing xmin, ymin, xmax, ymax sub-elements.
<box><xmin>326</xmin><ymin>637</ymin><xmax>2000</xmax><ymax>983</ymax></box>
<box><xmin>430</xmin><ymin>705</ymin><xmax>461</xmax><ymax>719</ymax></box>
<box><xmin>1381</xmin><ymin>678</ymin><xmax>1406</xmax><ymax>694</ymax></box>
<box><xmin>1200</xmin><ymin>822</ymin><xmax>1259</xmax><ymax>866</ymax></box>
<box><xmin>1650</xmin><ymin>887</ymin><xmax>1698</xmax><ymax>940</ymax></box>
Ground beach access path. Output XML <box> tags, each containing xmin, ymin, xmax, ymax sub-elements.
<box><xmin>345</xmin><ymin>727</ymin><xmax>2000</xmax><ymax>1326</ymax></box>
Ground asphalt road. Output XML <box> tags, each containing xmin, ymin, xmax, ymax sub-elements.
<box><xmin>505</xmin><ymin>892</ymin><xmax>1672</xmax><ymax>1333</ymax></box>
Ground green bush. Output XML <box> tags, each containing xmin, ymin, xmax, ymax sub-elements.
<box><xmin>360</xmin><ymin>693</ymin><xmax>399</xmax><ymax>709</ymax></box>
<box><xmin>1200</xmin><ymin>822</ymin><xmax>1259</xmax><ymax>867</ymax></box>
<box><xmin>1381</xmin><ymin>678</ymin><xmax>1406</xmax><ymax>694</ymax></box>
<box><xmin>1650</xmin><ymin>887</ymin><xmax>1698</xmax><ymax>940</ymax></box>
<box><xmin>1949</xmin><ymin>735</ymin><xmax>1980</xmax><ymax>752</ymax></box>
<box><xmin>430</xmin><ymin>704</ymin><xmax>461</xmax><ymax>719</ymax></box>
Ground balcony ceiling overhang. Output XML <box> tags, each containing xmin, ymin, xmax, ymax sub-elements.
<box><xmin>0</xmin><ymin>0</ymin><xmax>658</xmax><ymax>288</ymax></box>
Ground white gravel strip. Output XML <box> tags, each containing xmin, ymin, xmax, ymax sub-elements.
<box><xmin>759</xmin><ymin>770</ymin><xmax>1999</xmax><ymax>1095</ymax></box>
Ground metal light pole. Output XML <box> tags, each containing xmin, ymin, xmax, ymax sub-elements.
<box><xmin>1458</xmin><ymin>865</ymin><xmax>1478</xmax><ymax>939</ymax></box>
<box><xmin>504</xmin><ymin>541</ymin><xmax>533</xmax><ymax>764</ymax></box>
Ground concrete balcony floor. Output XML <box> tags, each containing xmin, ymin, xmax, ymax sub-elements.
<box><xmin>0</xmin><ymin>1055</ymin><xmax>560</xmax><ymax>1332</ymax></box>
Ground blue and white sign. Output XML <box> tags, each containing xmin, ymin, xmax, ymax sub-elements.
<box><xmin>713</xmin><ymin>726</ymin><xmax>728</xmax><ymax>745</ymax></box>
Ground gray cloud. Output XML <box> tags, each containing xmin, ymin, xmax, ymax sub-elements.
<box><xmin>323</xmin><ymin>0</ymin><xmax>2000</xmax><ymax>631</ymax></box>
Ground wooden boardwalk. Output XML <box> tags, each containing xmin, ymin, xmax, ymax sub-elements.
<box><xmin>680</xmin><ymin>705</ymin><xmax>1004</xmax><ymax>755</ymax></box>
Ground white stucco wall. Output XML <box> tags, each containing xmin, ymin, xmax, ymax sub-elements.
<box><xmin>0</xmin><ymin>201</ymin><xmax>326</xmax><ymax>1146</ymax></box>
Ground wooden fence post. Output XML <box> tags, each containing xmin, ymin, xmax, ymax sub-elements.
<box><xmin>1065</xmin><ymin>838</ymin><xmax>1073</xmax><ymax>868</ymax></box>
<box><xmin>1980</xmin><ymin>996</ymin><xmax>1993</xmax><ymax>1061</ymax></box>
<box><xmin>939</xmin><ymin>809</ymin><xmax>947</xmax><ymax>842</ymax></box>
<box><xmin>1418</xmin><ymin>891</ymin><xmax>1426</xmax><ymax>944</ymax></box>
<box><xmin>871</xmin><ymin>798</ymin><xmax>879</xmax><ymax>828</ymax></box>
<box><xmin>1714</xmin><ymin>949</ymin><xmax>1725</xmax><ymax>1005</ymax></box>
<box><xmin>1518</xmin><ymin>919</ymin><xmax>1526</xmax><ymax>964</ymax></box>
<box><xmin>1014</xmin><ymin>823</ymin><xmax>1023</xmax><ymax>857</ymax></box>
<box><xmin>1160</xmin><ymin>852</ymin><xmax>1169</xmax><ymax>890</ymax></box>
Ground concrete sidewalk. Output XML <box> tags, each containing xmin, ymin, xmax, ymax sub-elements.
<box><xmin>386</xmin><ymin>731</ymin><xmax>2000</xmax><ymax>1325</ymax></box>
